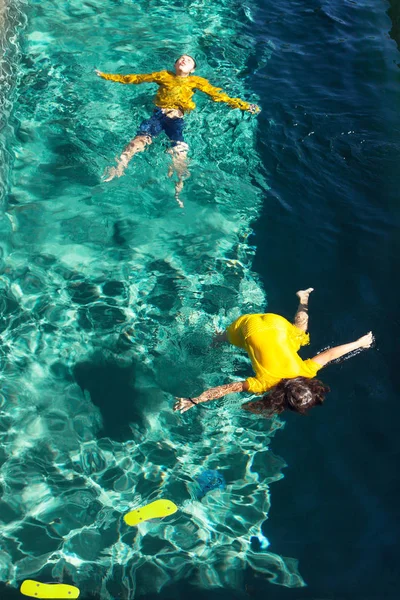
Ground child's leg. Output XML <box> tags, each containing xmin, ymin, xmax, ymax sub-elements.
<box><xmin>103</xmin><ymin>110</ymin><xmax>164</xmax><ymax>182</ymax></box>
<box><xmin>168</xmin><ymin>142</ymin><xmax>189</xmax><ymax>207</ymax></box>
<box><xmin>103</xmin><ymin>135</ymin><xmax>152</xmax><ymax>182</ymax></box>
<box><xmin>294</xmin><ymin>288</ymin><xmax>314</xmax><ymax>332</ymax></box>
<box><xmin>164</xmin><ymin>115</ymin><xmax>188</xmax><ymax>206</ymax></box>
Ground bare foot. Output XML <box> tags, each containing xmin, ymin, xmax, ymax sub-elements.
<box><xmin>175</xmin><ymin>195</ymin><xmax>184</xmax><ymax>208</ymax></box>
<box><xmin>175</xmin><ymin>180</ymin><xmax>184</xmax><ymax>208</ymax></box>
<box><xmin>358</xmin><ymin>331</ymin><xmax>374</xmax><ymax>349</ymax></box>
<box><xmin>102</xmin><ymin>160</ymin><xmax>126</xmax><ymax>182</ymax></box>
<box><xmin>296</xmin><ymin>287</ymin><xmax>314</xmax><ymax>304</ymax></box>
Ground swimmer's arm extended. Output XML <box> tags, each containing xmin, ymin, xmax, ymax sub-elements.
<box><xmin>194</xmin><ymin>77</ymin><xmax>259</xmax><ymax>113</ymax></box>
<box><xmin>174</xmin><ymin>381</ymin><xmax>248</xmax><ymax>414</ymax></box>
<box><xmin>312</xmin><ymin>332</ymin><xmax>374</xmax><ymax>367</ymax></box>
<box><xmin>95</xmin><ymin>70</ymin><xmax>164</xmax><ymax>84</ymax></box>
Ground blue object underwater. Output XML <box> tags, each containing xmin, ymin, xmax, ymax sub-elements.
<box><xmin>195</xmin><ymin>470</ymin><xmax>226</xmax><ymax>498</ymax></box>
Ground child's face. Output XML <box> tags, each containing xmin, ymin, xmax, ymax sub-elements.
<box><xmin>175</xmin><ymin>55</ymin><xmax>195</xmax><ymax>75</ymax></box>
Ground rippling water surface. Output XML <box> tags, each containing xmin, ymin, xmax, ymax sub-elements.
<box><xmin>0</xmin><ymin>0</ymin><xmax>301</xmax><ymax>597</ymax></box>
<box><xmin>0</xmin><ymin>1</ymin><xmax>399</xmax><ymax>599</ymax></box>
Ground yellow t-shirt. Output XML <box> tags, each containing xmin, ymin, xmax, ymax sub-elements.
<box><xmin>99</xmin><ymin>70</ymin><xmax>251</xmax><ymax>113</ymax></box>
<box><xmin>226</xmin><ymin>313</ymin><xmax>321</xmax><ymax>394</ymax></box>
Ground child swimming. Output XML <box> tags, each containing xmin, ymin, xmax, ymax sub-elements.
<box><xmin>174</xmin><ymin>288</ymin><xmax>374</xmax><ymax>416</ymax></box>
<box><xmin>96</xmin><ymin>55</ymin><xmax>259</xmax><ymax>204</ymax></box>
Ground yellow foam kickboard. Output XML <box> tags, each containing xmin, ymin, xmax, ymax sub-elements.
<box><xmin>124</xmin><ymin>498</ymin><xmax>178</xmax><ymax>526</ymax></box>
<box><xmin>20</xmin><ymin>580</ymin><xmax>80</xmax><ymax>599</ymax></box>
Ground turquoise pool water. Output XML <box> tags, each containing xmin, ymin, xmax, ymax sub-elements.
<box><xmin>1</xmin><ymin>1</ymin><xmax>400</xmax><ymax>599</ymax></box>
<box><xmin>0</xmin><ymin>0</ymin><xmax>303</xmax><ymax>597</ymax></box>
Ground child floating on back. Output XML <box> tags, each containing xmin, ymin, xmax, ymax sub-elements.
<box><xmin>96</xmin><ymin>55</ymin><xmax>259</xmax><ymax>205</ymax></box>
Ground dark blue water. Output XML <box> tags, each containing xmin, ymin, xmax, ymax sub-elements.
<box><xmin>250</xmin><ymin>1</ymin><xmax>400</xmax><ymax>598</ymax></box>
<box><xmin>1</xmin><ymin>0</ymin><xmax>399</xmax><ymax>599</ymax></box>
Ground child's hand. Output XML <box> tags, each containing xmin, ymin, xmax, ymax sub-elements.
<box><xmin>174</xmin><ymin>398</ymin><xmax>197</xmax><ymax>413</ymax></box>
<box><xmin>248</xmin><ymin>104</ymin><xmax>260</xmax><ymax>114</ymax></box>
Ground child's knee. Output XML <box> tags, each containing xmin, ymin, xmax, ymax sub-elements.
<box><xmin>136</xmin><ymin>134</ymin><xmax>152</xmax><ymax>147</ymax></box>
<box><xmin>171</xmin><ymin>141</ymin><xmax>189</xmax><ymax>155</ymax></box>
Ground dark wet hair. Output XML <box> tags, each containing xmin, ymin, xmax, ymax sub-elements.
<box><xmin>175</xmin><ymin>55</ymin><xmax>197</xmax><ymax>69</ymax></box>
<box><xmin>242</xmin><ymin>377</ymin><xmax>330</xmax><ymax>417</ymax></box>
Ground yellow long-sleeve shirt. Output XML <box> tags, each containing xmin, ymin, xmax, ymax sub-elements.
<box><xmin>226</xmin><ymin>313</ymin><xmax>321</xmax><ymax>394</ymax></box>
<box><xmin>99</xmin><ymin>70</ymin><xmax>251</xmax><ymax>113</ymax></box>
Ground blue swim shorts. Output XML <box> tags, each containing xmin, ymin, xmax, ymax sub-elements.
<box><xmin>137</xmin><ymin>108</ymin><xmax>185</xmax><ymax>146</ymax></box>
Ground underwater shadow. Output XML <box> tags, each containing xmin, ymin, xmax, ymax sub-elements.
<box><xmin>74</xmin><ymin>355</ymin><xmax>145</xmax><ymax>442</ymax></box>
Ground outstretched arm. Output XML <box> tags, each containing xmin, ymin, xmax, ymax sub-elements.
<box><xmin>312</xmin><ymin>332</ymin><xmax>374</xmax><ymax>368</ymax></box>
<box><xmin>174</xmin><ymin>380</ymin><xmax>248</xmax><ymax>414</ymax></box>
<box><xmin>194</xmin><ymin>78</ymin><xmax>259</xmax><ymax>112</ymax></box>
<box><xmin>95</xmin><ymin>70</ymin><xmax>163</xmax><ymax>85</ymax></box>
